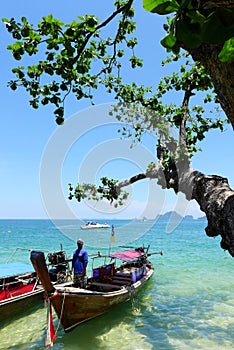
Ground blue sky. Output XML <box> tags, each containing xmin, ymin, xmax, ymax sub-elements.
<box><xmin>1</xmin><ymin>1</ymin><xmax>234</xmax><ymax>220</ymax></box>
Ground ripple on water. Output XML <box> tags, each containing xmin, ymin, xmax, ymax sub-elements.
<box><xmin>0</xmin><ymin>307</ymin><xmax>46</xmax><ymax>350</ymax></box>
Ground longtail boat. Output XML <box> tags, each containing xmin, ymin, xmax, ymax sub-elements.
<box><xmin>0</xmin><ymin>247</ymin><xmax>68</xmax><ymax>324</ymax></box>
<box><xmin>0</xmin><ymin>269</ymin><xmax>44</xmax><ymax>323</ymax></box>
<box><xmin>30</xmin><ymin>246</ymin><xmax>162</xmax><ymax>335</ymax></box>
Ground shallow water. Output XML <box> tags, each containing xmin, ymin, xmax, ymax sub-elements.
<box><xmin>0</xmin><ymin>219</ymin><xmax>233</xmax><ymax>349</ymax></box>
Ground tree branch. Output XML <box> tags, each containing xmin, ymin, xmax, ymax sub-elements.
<box><xmin>115</xmin><ymin>163</ymin><xmax>234</xmax><ymax>257</ymax></box>
<box><xmin>72</xmin><ymin>0</ymin><xmax>134</xmax><ymax>63</ymax></box>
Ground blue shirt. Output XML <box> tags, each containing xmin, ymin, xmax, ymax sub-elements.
<box><xmin>72</xmin><ymin>248</ymin><xmax>88</xmax><ymax>274</ymax></box>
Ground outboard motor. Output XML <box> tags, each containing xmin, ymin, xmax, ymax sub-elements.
<box><xmin>48</xmin><ymin>250</ymin><xmax>66</xmax><ymax>265</ymax></box>
<box><xmin>47</xmin><ymin>250</ymin><xmax>67</xmax><ymax>283</ymax></box>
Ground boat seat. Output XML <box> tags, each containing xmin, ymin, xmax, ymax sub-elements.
<box><xmin>115</xmin><ymin>271</ymin><xmax>131</xmax><ymax>278</ymax></box>
<box><xmin>111</xmin><ymin>275</ymin><xmax>132</xmax><ymax>283</ymax></box>
<box><xmin>110</xmin><ymin>279</ymin><xmax>131</xmax><ymax>286</ymax></box>
<box><xmin>113</xmin><ymin>275</ymin><xmax>132</xmax><ymax>280</ymax></box>
<box><xmin>92</xmin><ymin>267</ymin><xmax>100</xmax><ymax>280</ymax></box>
<box><xmin>92</xmin><ymin>263</ymin><xmax>115</xmax><ymax>282</ymax></box>
<box><xmin>90</xmin><ymin>282</ymin><xmax>122</xmax><ymax>291</ymax></box>
<box><xmin>104</xmin><ymin>263</ymin><xmax>115</xmax><ymax>276</ymax></box>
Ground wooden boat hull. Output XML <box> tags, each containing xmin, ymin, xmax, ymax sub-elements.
<box><xmin>30</xmin><ymin>249</ymin><xmax>155</xmax><ymax>333</ymax></box>
<box><xmin>51</xmin><ymin>271</ymin><xmax>153</xmax><ymax>332</ymax></box>
<box><xmin>0</xmin><ymin>287</ymin><xmax>44</xmax><ymax>323</ymax></box>
<box><xmin>0</xmin><ymin>271</ymin><xmax>45</xmax><ymax>323</ymax></box>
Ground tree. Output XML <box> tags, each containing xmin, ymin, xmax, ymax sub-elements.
<box><xmin>2</xmin><ymin>0</ymin><xmax>234</xmax><ymax>257</ymax></box>
<box><xmin>144</xmin><ymin>0</ymin><xmax>234</xmax><ymax>128</ymax></box>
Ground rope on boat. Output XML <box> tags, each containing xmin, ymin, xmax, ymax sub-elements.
<box><xmin>127</xmin><ymin>285</ymin><xmax>135</xmax><ymax>302</ymax></box>
<box><xmin>45</xmin><ymin>290</ymin><xmax>66</xmax><ymax>348</ymax></box>
<box><xmin>127</xmin><ymin>285</ymin><xmax>140</xmax><ymax>312</ymax></box>
<box><xmin>45</xmin><ymin>297</ymin><xmax>56</xmax><ymax>348</ymax></box>
<box><xmin>32</xmin><ymin>277</ymin><xmax>39</xmax><ymax>291</ymax></box>
<box><xmin>55</xmin><ymin>290</ymin><xmax>66</xmax><ymax>334</ymax></box>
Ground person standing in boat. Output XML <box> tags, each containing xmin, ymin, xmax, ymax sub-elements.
<box><xmin>71</xmin><ymin>238</ymin><xmax>88</xmax><ymax>288</ymax></box>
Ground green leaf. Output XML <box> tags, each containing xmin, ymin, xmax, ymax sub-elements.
<box><xmin>143</xmin><ymin>0</ymin><xmax>179</xmax><ymax>15</ymax></box>
<box><xmin>202</xmin><ymin>11</ymin><xmax>234</xmax><ymax>44</ymax></box>
<box><xmin>9</xmin><ymin>81</ymin><xmax>17</xmax><ymax>90</ymax></box>
<box><xmin>187</xmin><ymin>10</ymin><xmax>206</xmax><ymax>25</ymax></box>
<box><xmin>54</xmin><ymin>107</ymin><xmax>64</xmax><ymax>117</ymax></box>
<box><xmin>21</xmin><ymin>17</ymin><xmax>27</xmax><ymax>25</ymax></box>
<box><xmin>43</xmin><ymin>14</ymin><xmax>53</xmax><ymax>23</ymax></box>
<box><xmin>175</xmin><ymin>19</ymin><xmax>202</xmax><ymax>48</ymax></box>
<box><xmin>218</xmin><ymin>37</ymin><xmax>234</xmax><ymax>62</ymax></box>
<box><xmin>161</xmin><ymin>32</ymin><xmax>177</xmax><ymax>49</ymax></box>
<box><xmin>55</xmin><ymin>116</ymin><xmax>64</xmax><ymax>125</ymax></box>
<box><xmin>21</xmin><ymin>27</ymin><xmax>30</xmax><ymax>37</ymax></box>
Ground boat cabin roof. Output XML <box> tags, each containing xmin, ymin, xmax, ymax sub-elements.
<box><xmin>109</xmin><ymin>249</ymin><xmax>144</xmax><ymax>262</ymax></box>
<box><xmin>0</xmin><ymin>263</ymin><xmax>33</xmax><ymax>278</ymax></box>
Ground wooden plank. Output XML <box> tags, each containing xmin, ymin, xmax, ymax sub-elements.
<box><xmin>111</xmin><ymin>279</ymin><xmax>131</xmax><ymax>286</ymax></box>
<box><xmin>112</xmin><ymin>275</ymin><xmax>132</xmax><ymax>282</ymax></box>
<box><xmin>90</xmin><ymin>282</ymin><xmax>121</xmax><ymax>290</ymax></box>
<box><xmin>115</xmin><ymin>272</ymin><xmax>131</xmax><ymax>277</ymax></box>
<box><xmin>0</xmin><ymin>280</ymin><xmax>21</xmax><ymax>288</ymax></box>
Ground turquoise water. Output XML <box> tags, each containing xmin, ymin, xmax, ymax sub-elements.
<box><xmin>0</xmin><ymin>219</ymin><xmax>233</xmax><ymax>350</ymax></box>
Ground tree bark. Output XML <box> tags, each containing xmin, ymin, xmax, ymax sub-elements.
<box><xmin>117</xmin><ymin>166</ymin><xmax>234</xmax><ymax>257</ymax></box>
<box><xmin>185</xmin><ymin>0</ymin><xmax>234</xmax><ymax>127</ymax></box>
<box><xmin>189</xmin><ymin>44</ymin><xmax>234</xmax><ymax>129</ymax></box>
<box><xmin>171</xmin><ymin>1</ymin><xmax>234</xmax><ymax>255</ymax></box>
<box><xmin>192</xmin><ymin>173</ymin><xmax>234</xmax><ymax>256</ymax></box>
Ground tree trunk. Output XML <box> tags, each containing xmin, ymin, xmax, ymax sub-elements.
<box><xmin>192</xmin><ymin>173</ymin><xmax>234</xmax><ymax>256</ymax></box>
<box><xmin>175</xmin><ymin>167</ymin><xmax>234</xmax><ymax>257</ymax></box>
<box><xmin>184</xmin><ymin>4</ymin><xmax>234</xmax><ymax>255</ymax></box>
<box><xmin>189</xmin><ymin>43</ymin><xmax>234</xmax><ymax>129</ymax></box>
<box><xmin>162</xmin><ymin>166</ymin><xmax>234</xmax><ymax>256</ymax></box>
<box><xmin>117</xmin><ymin>165</ymin><xmax>234</xmax><ymax>257</ymax></box>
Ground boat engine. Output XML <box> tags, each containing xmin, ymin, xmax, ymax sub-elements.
<box><xmin>47</xmin><ymin>250</ymin><xmax>67</xmax><ymax>283</ymax></box>
<box><xmin>48</xmin><ymin>250</ymin><xmax>66</xmax><ymax>265</ymax></box>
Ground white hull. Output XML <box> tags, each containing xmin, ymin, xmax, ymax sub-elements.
<box><xmin>80</xmin><ymin>222</ymin><xmax>110</xmax><ymax>230</ymax></box>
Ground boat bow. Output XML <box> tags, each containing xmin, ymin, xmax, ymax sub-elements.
<box><xmin>30</xmin><ymin>251</ymin><xmax>55</xmax><ymax>294</ymax></box>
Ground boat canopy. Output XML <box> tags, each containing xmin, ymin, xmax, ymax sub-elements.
<box><xmin>109</xmin><ymin>249</ymin><xmax>144</xmax><ymax>262</ymax></box>
<box><xmin>0</xmin><ymin>262</ymin><xmax>33</xmax><ymax>278</ymax></box>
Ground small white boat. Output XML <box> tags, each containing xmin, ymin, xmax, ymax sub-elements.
<box><xmin>80</xmin><ymin>222</ymin><xmax>110</xmax><ymax>230</ymax></box>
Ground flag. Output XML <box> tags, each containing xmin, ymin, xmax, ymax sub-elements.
<box><xmin>45</xmin><ymin>297</ymin><xmax>56</xmax><ymax>348</ymax></box>
<box><xmin>111</xmin><ymin>225</ymin><xmax>115</xmax><ymax>243</ymax></box>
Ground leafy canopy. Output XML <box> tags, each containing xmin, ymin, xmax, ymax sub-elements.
<box><xmin>2</xmin><ymin>0</ymin><xmax>228</xmax><ymax>205</ymax></box>
<box><xmin>143</xmin><ymin>0</ymin><xmax>234</xmax><ymax>62</ymax></box>
<box><xmin>68</xmin><ymin>53</ymin><xmax>227</xmax><ymax>206</ymax></box>
<box><xmin>2</xmin><ymin>1</ymin><xmax>139</xmax><ymax>124</ymax></box>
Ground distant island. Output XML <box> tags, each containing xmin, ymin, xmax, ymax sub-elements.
<box><xmin>140</xmin><ymin>211</ymin><xmax>206</xmax><ymax>221</ymax></box>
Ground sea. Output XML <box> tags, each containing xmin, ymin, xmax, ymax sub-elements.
<box><xmin>0</xmin><ymin>218</ymin><xmax>233</xmax><ymax>350</ymax></box>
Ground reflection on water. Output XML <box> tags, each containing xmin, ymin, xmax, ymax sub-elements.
<box><xmin>2</xmin><ymin>274</ymin><xmax>233</xmax><ymax>350</ymax></box>
<box><xmin>61</xmin><ymin>299</ymin><xmax>154</xmax><ymax>350</ymax></box>
<box><xmin>0</xmin><ymin>304</ymin><xmax>45</xmax><ymax>350</ymax></box>
<box><xmin>0</xmin><ymin>298</ymin><xmax>154</xmax><ymax>350</ymax></box>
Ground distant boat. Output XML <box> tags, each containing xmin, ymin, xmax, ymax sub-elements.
<box><xmin>30</xmin><ymin>245</ymin><xmax>161</xmax><ymax>335</ymax></box>
<box><xmin>80</xmin><ymin>222</ymin><xmax>110</xmax><ymax>230</ymax></box>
